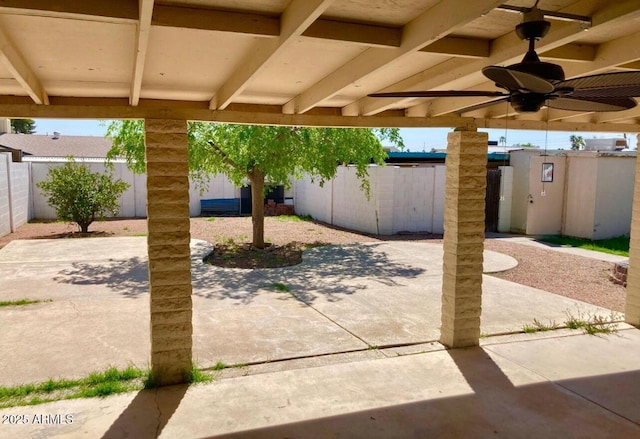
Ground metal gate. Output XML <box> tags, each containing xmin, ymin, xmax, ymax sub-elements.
<box><xmin>485</xmin><ymin>168</ymin><xmax>502</xmax><ymax>232</ymax></box>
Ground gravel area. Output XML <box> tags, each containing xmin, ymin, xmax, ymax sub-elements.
<box><xmin>0</xmin><ymin>217</ymin><xmax>626</xmax><ymax>312</ymax></box>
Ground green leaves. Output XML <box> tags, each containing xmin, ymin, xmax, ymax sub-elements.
<box><xmin>36</xmin><ymin>158</ymin><xmax>130</xmax><ymax>232</ymax></box>
<box><xmin>106</xmin><ymin>121</ymin><xmax>401</xmax><ymax>195</ymax></box>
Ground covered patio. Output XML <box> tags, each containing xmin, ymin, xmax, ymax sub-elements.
<box><xmin>0</xmin><ymin>0</ymin><xmax>640</xmax><ymax>418</ymax></box>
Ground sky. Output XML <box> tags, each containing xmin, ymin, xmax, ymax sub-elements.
<box><xmin>31</xmin><ymin>118</ymin><xmax>635</xmax><ymax>151</ymax></box>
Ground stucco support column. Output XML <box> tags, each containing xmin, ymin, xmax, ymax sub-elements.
<box><xmin>626</xmin><ymin>149</ymin><xmax>640</xmax><ymax>326</ymax></box>
<box><xmin>440</xmin><ymin>128</ymin><xmax>488</xmax><ymax>348</ymax></box>
<box><xmin>145</xmin><ymin>119</ymin><xmax>193</xmax><ymax>385</ymax></box>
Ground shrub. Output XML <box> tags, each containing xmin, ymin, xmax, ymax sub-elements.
<box><xmin>37</xmin><ymin>159</ymin><xmax>129</xmax><ymax>233</ymax></box>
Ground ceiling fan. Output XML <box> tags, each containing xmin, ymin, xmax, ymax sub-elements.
<box><xmin>369</xmin><ymin>4</ymin><xmax>640</xmax><ymax>114</ymax></box>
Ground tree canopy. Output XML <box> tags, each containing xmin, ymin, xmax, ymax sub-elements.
<box><xmin>569</xmin><ymin>135</ymin><xmax>585</xmax><ymax>150</ymax></box>
<box><xmin>106</xmin><ymin>121</ymin><xmax>402</xmax><ymax>247</ymax></box>
<box><xmin>11</xmin><ymin>119</ymin><xmax>36</xmax><ymax>134</ymax></box>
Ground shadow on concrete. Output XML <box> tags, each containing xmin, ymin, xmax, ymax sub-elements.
<box><xmin>204</xmin><ymin>350</ymin><xmax>640</xmax><ymax>438</ymax></box>
<box><xmin>102</xmin><ymin>384</ymin><xmax>188</xmax><ymax>439</ymax></box>
<box><xmin>53</xmin><ymin>243</ymin><xmax>425</xmax><ymax>305</ymax></box>
<box><xmin>54</xmin><ymin>257</ymin><xmax>149</xmax><ymax>298</ymax></box>
<box><xmin>192</xmin><ymin>243</ymin><xmax>425</xmax><ymax>304</ymax></box>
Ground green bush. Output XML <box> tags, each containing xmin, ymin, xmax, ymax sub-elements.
<box><xmin>37</xmin><ymin>159</ymin><xmax>129</xmax><ymax>233</ymax></box>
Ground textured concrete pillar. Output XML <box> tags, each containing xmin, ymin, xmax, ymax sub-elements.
<box><xmin>440</xmin><ymin>129</ymin><xmax>488</xmax><ymax>348</ymax></box>
<box><xmin>145</xmin><ymin>119</ymin><xmax>193</xmax><ymax>385</ymax></box>
<box><xmin>626</xmin><ymin>152</ymin><xmax>640</xmax><ymax>326</ymax></box>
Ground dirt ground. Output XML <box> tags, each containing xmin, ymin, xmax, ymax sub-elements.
<box><xmin>0</xmin><ymin>216</ymin><xmax>626</xmax><ymax>312</ymax></box>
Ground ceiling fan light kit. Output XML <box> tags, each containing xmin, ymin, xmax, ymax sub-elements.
<box><xmin>370</xmin><ymin>4</ymin><xmax>640</xmax><ymax>114</ymax></box>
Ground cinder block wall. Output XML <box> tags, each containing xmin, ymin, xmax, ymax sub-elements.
<box><xmin>0</xmin><ymin>154</ymin><xmax>10</xmax><ymax>236</ymax></box>
<box><xmin>295</xmin><ymin>164</ymin><xmax>447</xmax><ymax>235</ymax></box>
<box><xmin>8</xmin><ymin>161</ymin><xmax>29</xmax><ymax>231</ymax></box>
<box><xmin>293</xmin><ymin>174</ymin><xmax>332</xmax><ymax>223</ymax></box>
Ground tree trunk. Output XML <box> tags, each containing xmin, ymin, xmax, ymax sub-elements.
<box><xmin>249</xmin><ymin>170</ymin><xmax>266</xmax><ymax>249</ymax></box>
<box><xmin>79</xmin><ymin>222</ymin><xmax>90</xmax><ymax>233</ymax></box>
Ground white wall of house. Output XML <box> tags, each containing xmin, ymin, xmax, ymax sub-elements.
<box><xmin>592</xmin><ymin>156</ymin><xmax>635</xmax><ymax>240</ymax></box>
<box><xmin>527</xmin><ymin>155</ymin><xmax>566</xmax><ymax>236</ymax></box>
<box><xmin>510</xmin><ymin>149</ymin><xmax>636</xmax><ymax>239</ymax></box>
<box><xmin>295</xmin><ymin>165</ymin><xmax>447</xmax><ymax>235</ymax></box>
<box><xmin>563</xmin><ymin>155</ymin><xmax>597</xmax><ymax>238</ymax></box>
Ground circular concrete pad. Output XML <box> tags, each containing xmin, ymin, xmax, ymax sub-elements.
<box><xmin>301</xmin><ymin>241</ymin><xmax>518</xmax><ymax>273</ymax></box>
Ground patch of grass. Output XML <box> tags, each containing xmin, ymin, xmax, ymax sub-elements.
<box><xmin>0</xmin><ymin>299</ymin><xmax>50</xmax><ymax>307</ymax></box>
<box><xmin>0</xmin><ymin>366</ymin><xmax>147</xmax><ymax>409</ymax></box>
<box><xmin>538</xmin><ymin>235</ymin><xmax>629</xmax><ymax>257</ymax></box>
<box><xmin>271</xmin><ymin>282</ymin><xmax>291</xmax><ymax>292</ymax></box>
<box><xmin>133</xmin><ymin>233</ymin><xmax>147</xmax><ymax>237</ymax></box>
<box><xmin>522</xmin><ymin>318</ymin><xmax>559</xmax><ymax>333</ymax></box>
<box><xmin>207</xmin><ymin>217</ymin><xmax>216</xmax><ymax>222</ymax></box>
<box><xmin>123</xmin><ymin>226</ymin><xmax>130</xmax><ymax>231</ymax></box>
<box><xmin>0</xmin><ymin>364</ymin><xmax>215</xmax><ymax>408</ymax></box>
<box><xmin>183</xmin><ymin>366</ymin><xmax>213</xmax><ymax>384</ymax></box>
<box><xmin>274</xmin><ymin>214</ymin><xmax>312</xmax><ymax>222</ymax></box>
<box><xmin>211</xmin><ymin>361</ymin><xmax>226</xmax><ymax>371</ymax></box>
<box><xmin>564</xmin><ymin>309</ymin><xmax>621</xmax><ymax>335</ymax></box>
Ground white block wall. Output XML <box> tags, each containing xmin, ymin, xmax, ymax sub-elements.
<box><xmin>8</xmin><ymin>160</ymin><xmax>29</xmax><ymax>231</ymax></box>
<box><xmin>295</xmin><ymin>164</ymin><xmax>447</xmax><ymax>235</ymax></box>
<box><xmin>0</xmin><ymin>154</ymin><xmax>10</xmax><ymax>237</ymax></box>
<box><xmin>293</xmin><ymin>174</ymin><xmax>332</xmax><ymax>223</ymax></box>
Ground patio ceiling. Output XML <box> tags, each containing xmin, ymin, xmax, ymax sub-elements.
<box><xmin>0</xmin><ymin>0</ymin><xmax>639</xmax><ymax>131</ymax></box>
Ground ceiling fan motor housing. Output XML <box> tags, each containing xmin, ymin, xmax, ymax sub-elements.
<box><xmin>516</xmin><ymin>8</ymin><xmax>550</xmax><ymax>40</ymax></box>
<box><xmin>510</xmin><ymin>93</ymin><xmax>547</xmax><ymax>112</ymax></box>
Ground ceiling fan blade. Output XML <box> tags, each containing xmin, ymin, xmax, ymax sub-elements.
<box><xmin>555</xmin><ymin>71</ymin><xmax>640</xmax><ymax>98</ymax></box>
<box><xmin>547</xmin><ymin>96</ymin><xmax>637</xmax><ymax>112</ymax></box>
<box><xmin>455</xmin><ymin>96</ymin><xmax>511</xmax><ymax>114</ymax></box>
<box><xmin>482</xmin><ymin>66</ymin><xmax>555</xmax><ymax>93</ymax></box>
<box><xmin>368</xmin><ymin>90</ymin><xmax>507</xmax><ymax>98</ymax></box>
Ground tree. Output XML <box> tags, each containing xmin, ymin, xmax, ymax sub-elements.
<box><xmin>37</xmin><ymin>159</ymin><xmax>130</xmax><ymax>233</ymax></box>
<box><xmin>569</xmin><ymin>135</ymin><xmax>585</xmax><ymax>150</ymax></box>
<box><xmin>11</xmin><ymin>119</ymin><xmax>36</xmax><ymax>134</ymax></box>
<box><xmin>499</xmin><ymin>135</ymin><xmax>506</xmax><ymax>146</ymax></box>
<box><xmin>107</xmin><ymin>121</ymin><xmax>402</xmax><ymax>248</ymax></box>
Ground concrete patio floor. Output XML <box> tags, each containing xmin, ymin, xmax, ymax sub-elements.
<box><xmin>0</xmin><ymin>237</ymin><xmax>638</xmax><ymax>438</ymax></box>
<box><xmin>0</xmin><ymin>329</ymin><xmax>639</xmax><ymax>438</ymax></box>
<box><xmin>0</xmin><ymin>237</ymin><xmax>617</xmax><ymax>385</ymax></box>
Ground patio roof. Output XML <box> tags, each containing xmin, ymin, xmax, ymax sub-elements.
<box><xmin>0</xmin><ymin>0</ymin><xmax>639</xmax><ymax>132</ymax></box>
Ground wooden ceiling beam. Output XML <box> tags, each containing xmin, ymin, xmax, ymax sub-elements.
<box><xmin>540</xmin><ymin>43</ymin><xmax>595</xmax><ymax>62</ymax></box>
<box><xmin>420</xmin><ymin>37</ymin><xmax>490</xmax><ymax>58</ymax></box>
<box><xmin>130</xmin><ymin>0</ymin><xmax>154</xmax><ymax>106</ymax></box>
<box><xmin>151</xmin><ymin>4</ymin><xmax>280</xmax><ymax>37</ymax></box>
<box><xmin>211</xmin><ymin>0</ymin><xmax>334</xmax><ymax>111</ymax></box>
<box><xmin>0</xmin><ymin>0</ymin><xmax>138</xmax><ymax>23</ymax></box>
<box><xmin>303</xmin><ymin>18</ymin><xmax>401</xmax><ymax>48</ymax></box>
<box><xmin>287</xmin><ymin>0</ymin><xmax>504</xmax><ymax>115</ymax></box>
<box><xmin>476</xmin><ymin>117</ymin><xmax>639</xmax><ymax>133</ymax></box>
<box><xmin>0</xmin><ymin>26</ymin><xmax>48</xmax><ymax>105</ymax></box>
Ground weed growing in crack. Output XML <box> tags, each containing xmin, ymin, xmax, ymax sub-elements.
<box><xmin>522</xmin><ymin>318</ymin><xmax>559</xmax><ymax>333</ymax></box>
<box><xmin>564</xmin><ymin>308</ymin><xmax>621</xmax><ymax>335</ymax></box>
